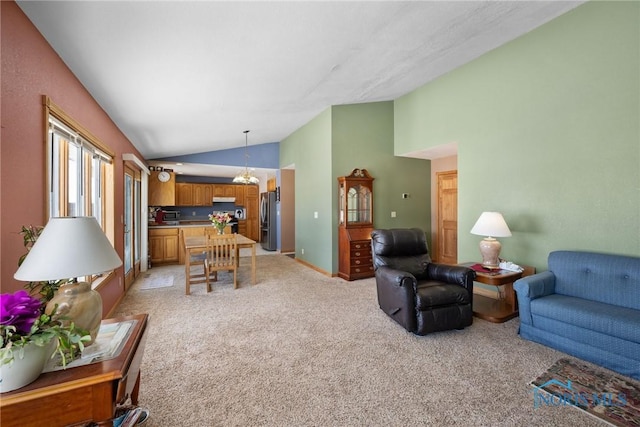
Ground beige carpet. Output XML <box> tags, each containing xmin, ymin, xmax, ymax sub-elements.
<box><xmin>138</xmin><ymin>274</ymin><xmax>174</xmax><ymax>290</ymax></box>
<box><xmin>114</xmin><ymin>255</ymin><xmax>603</xmax><ymax>426</ymax></box>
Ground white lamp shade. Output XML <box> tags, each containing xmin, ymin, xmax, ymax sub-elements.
<box><xmin>14</xmin><ymin>217</ymin><xmax>122</xmax><ymax>281</ymax></box>
<box><xmin>470</xmin><ymin>212</ymin><xmax>512</xmax><ymax>238</ymax></box>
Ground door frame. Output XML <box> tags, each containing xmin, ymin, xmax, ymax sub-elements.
<box><xmin>123</xmin><ymin>166</ymin><xmax>140</xmax><ymax>289</ymax></box>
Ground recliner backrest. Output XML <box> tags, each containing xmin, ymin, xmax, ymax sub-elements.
<box><xmin>371</xmin><ymin>228</ymin><xmax>431</xmax><ymax>277</ymax></box>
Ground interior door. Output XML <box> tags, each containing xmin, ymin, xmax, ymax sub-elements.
<box><xmin>436</xmin><ymin>170</ymin><xmax>458</xmax><ymax>265</ymax></box>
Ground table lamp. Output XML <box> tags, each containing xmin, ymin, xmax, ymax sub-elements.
<box><xmin>14</xmin><ymin>217</ymin><xmax>122</xmax><ymax>344</ymax></box>
<box><xmin>470</xmin><ymin>212</ymin><xmax>512</xmax><ymax>269</ymax></box>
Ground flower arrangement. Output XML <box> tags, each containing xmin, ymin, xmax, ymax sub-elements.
<box><xmin>209</xmin><ymin>212</ymin><xmax>232</xmax><ymax>234</ymax></box>
<box><xmin>0</xmin><ymin>225</ymin><xmax>90</xmax><ymax>369</ymax></box>
<box><xmin>0</xmin><ymin>290</ymin><xmax>89</xmax><ymax>367</ymax></box>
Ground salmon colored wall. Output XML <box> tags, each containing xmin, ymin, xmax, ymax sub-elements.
<box><xmin>1</xmin><ymin>1</ymin><xmax>145</xmax><ymax>316</ymax></box>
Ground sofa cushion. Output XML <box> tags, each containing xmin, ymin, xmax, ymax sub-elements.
<box><xmin>549</xmin><ymin>251</ymin><xmax>640</xmax><ymax>310</ymax></box>
<box><xmin>530</xmin><ymin>294</ymin><xmax>640</xmax><ymax>343</ymax></box>
<box><xmin>415</xmin><ymin>281</ymin><xmax>470</xmax><ymax>310</ymax></box>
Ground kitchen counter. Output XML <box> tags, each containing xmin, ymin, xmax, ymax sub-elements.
<box><xmin>149</xmin><ymin>222</ymin><xmax>212</xmax><ymax>229</ymax></box>
<box><xmin>149</xmin><ymin>219</ymin><xmax>244</xmax><ymax>229</ymax></box>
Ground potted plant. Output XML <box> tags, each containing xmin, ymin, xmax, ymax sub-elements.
<box><xmin>0</xmin><ymin>290</ymin><xmax>90</xmax><ymax>392</ymax></box>
<box><xmin>0</xmin><ymin>225</ymin><xmax>90</xmax><ymax>392</ymax></box>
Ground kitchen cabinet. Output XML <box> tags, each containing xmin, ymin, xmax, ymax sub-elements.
<box><xmin>212</xmin><ymin>185</ymin><xmax>225</xmax><ymax>197</ymax></box>
<box><xmin>193</xmin><ymin>184</ymin><xmax>212</xmax><ymax>206</ymax></box>
<box><xmin>223</xmin><ymin>185</ymin><xmax>236</xmax><ymax>198</ymax></box>
<box><xmin>175</xmin><ymin>183</ymin><xmax>193</xmax><ymax>206</ymax></box>
<box><xmin>149</xmin><ymin>228</ymin><xmax>179</xmax><ymax>264</ymax></box>
<box><xmin>234</xmin><ymin>185</ymin><xmax>245</xmax><ymax>206</ymax></box>
<box><xmin>237</xmin><ymin>220</ymin><xmax>247</xmax><ymax>237</ymax></box>
<box><xmin>175</xmin><ymin>183</ymin><xmax>213</xmax><ymax>206</ymax></box>
<box><xmin>245</xmin><ymin>185</ymin><xmax>259</xmax><ymax>241</ymax></box>
<box><xmin>149</xmin><ymin>171</ymin><xmax>176</xmax><ymax>206</ymax></box>
<box><xmin>338</xmin><ymin>169</ymin><xmax>374</xmax><ymax>280</ymax></box>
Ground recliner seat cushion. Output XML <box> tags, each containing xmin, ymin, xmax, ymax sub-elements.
<box><xmin>530</xmin><ymin>294</ymin><xmax>640</xmax><ymax>343</ymax></box>
<box><xmin>415</xmin><ymin>281</ymin><xmax>471</xmax><ymax>310</ymax></box>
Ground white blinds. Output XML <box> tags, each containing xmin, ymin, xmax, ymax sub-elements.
<box><xmin>49</xmin><ymin>116</ymin><xmax>113</xmax><ymax>164</ymax></box>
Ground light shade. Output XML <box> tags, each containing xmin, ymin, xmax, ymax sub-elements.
<box><xmin>232</xmin><ymin>172</ymin><xmax>260</xmax><ymax>185</ymax></box>
<box><xmin>14</xmin><ymin>216</ymin><xmax>122</xmax><ymax>281</ymax></box>
<box><xmin>233</xmin><ymin>130</ymin><xmax>259</xmax><ymax>185</ymax></box>
<box><xmin>470</xmin><ymin>212</ymin><xmax>512</xmax><ymax>238</ymax></box>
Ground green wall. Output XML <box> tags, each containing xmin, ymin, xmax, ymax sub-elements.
<box><xmin>395</xmin><ymin>1</ymin><xmax>640</xmax><ymax>271</ymax></box>
<box><xmin>280</xmin><ymin>107</ymin><xmax>334</xmax><ymax>271</ymax></box>
<box><xmin>281</xmin><ymin>102</ymin><xmax>430</xmax><ymax>274</ymax></box>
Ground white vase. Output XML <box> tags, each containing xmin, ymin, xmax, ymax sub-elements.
<box><xmin>0</xmin><ymin>341</ymin><xmax>54</xmax><ymax>393</ymax></box>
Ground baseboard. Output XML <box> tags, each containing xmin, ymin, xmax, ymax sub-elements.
<box><xmin>295</xmin><ymin>258</ymin><xmax>332</xmax><ymax>277</ymax></box>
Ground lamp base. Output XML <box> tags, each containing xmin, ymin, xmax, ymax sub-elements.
<box><xmin>45</xmin><ymin>281</ymin><xmax>102</xmax><ymax>345</ymax></box>
<box><xmin>478</xmin><ymin>237</ymin><xmax>502</xmax><ymax>269</ymax></box>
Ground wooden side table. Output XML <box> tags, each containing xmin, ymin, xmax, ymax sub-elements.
<box><xmin>0</xmin><ymin>313</ymin><xmax>149</xmax><ymax>427</ymax></box>
<box><xmin>462</xmin><ymin>263</ymin><xmax>535</xmax><ymax>323</ymax></box>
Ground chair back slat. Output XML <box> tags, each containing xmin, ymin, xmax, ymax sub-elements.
<box><xmin>204</xmin><ymin>233</ymin><xmax>238</xmax><ymax>289</ymax></box>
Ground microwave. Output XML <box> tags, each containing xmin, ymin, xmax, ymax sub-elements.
<box><xmin>162</xmin><ymin>210</ymin><xmax>181</xmax><ymax>221</ymax></box>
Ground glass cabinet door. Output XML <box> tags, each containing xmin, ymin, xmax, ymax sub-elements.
<box><xmin>347</xmin><ymin>184</ymin><xmax>371</xmax><ymax>224</ymax></box>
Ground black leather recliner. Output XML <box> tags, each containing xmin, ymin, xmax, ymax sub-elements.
<box><xmin>371</xmin><ymin>228</ymin><xmax>475</xmax><ymax>335</ymax></box>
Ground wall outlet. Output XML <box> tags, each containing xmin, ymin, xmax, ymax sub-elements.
<box><xmin>391</xmin><ymin>211</ymin><xmax>396</xmax><ymax>218</ymax></box>
<box><xmin>314</xmin><ymin>211</ymin><xmax>318</xmax><ymax>219</ymax></box>
<box><xmin>301</xmin><ymin>248</ymin><xmax>305</xmax><ymax>255</ymax></box>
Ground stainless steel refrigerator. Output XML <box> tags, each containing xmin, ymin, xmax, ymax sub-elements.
<box><xmin>260</xmin><ymin>191</ymin><xmax>277</xmax><ymax>251</ymax></box>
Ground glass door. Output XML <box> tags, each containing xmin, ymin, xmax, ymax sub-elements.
<box><xmin>124</xmin><ymin>166</ymin><xmax>137</xmax><ymax>289</ymax></box>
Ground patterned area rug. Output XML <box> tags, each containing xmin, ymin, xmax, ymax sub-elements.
<box><xmin>138</xmin><ymin>274</ymin><xmax>174</xmax><ymax>290</ymax></box>
<box><xmin>531</xmin><ymin>358</ymin><xmax>640</xmax><ymax>426</ymax></box>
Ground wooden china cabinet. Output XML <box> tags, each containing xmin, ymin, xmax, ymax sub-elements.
<box><xmin>338</xmin><ymin>168</ymin><xmax>375</xmax><ymax>281</ymax></box>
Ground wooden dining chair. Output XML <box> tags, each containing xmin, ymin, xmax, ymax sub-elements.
<box><xmin>204</xmin><ymin>233</ymin><xmax>238</xmax><ymax>289</ymax></box>
<box><xmin>205</xmin><ymin>227</ymin><xmax>240</xmax><ymax>266</ymax></box>
<box><xmin>180</xmin><ymin>229</ymin><xmax>208</xmax><ymax>295</ymax></box>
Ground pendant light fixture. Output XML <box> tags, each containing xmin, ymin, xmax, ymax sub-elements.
<box><xmin>233</xmin><ymin>130</ymin><xmax>259</xmax><ymax>185</ymax></box>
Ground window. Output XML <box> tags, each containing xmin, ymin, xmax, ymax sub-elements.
<box><xmin>44</xmin><ymin>96</ymin><xmax>116</xmax><ymax>287</ymax></box>
<box><xmin>47</xmin><ymin>117</ymin><xmax>111</xmax><ymax>222</ymax></box>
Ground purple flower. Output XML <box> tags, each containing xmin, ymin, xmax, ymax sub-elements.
<box><xmin>0</xmin><ymin>290</ymin><xmax>42</xmax><ymax>334</ymax></box>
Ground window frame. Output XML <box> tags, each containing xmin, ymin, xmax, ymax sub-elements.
<box><xmin>43</xmin><ymin>96</ymin><xmax>117</xmax><ymax>289</ymax></box>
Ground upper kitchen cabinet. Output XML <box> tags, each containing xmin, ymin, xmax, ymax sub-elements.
<box><xmin>149</xmin><ymin>171</ymin><xmax>176</xmax><ymax>206</ymax></box>
<box><xmin>234</xmin><ymin>185</ymin><xmax>245</xmax><ymax>206</ymax></box>
<box><xmin>176</xmin><ymin>183</ymin><xmax>193</xmax><ymax>206</ymax></box>
<box><xmin>193</xmin><ymin>184</ymin><xmax>213</xmax><ymax>206</ymax></box>
<box><xmin>176</xmin><ymin>183</ymin><xmax>214</xmax><ymax>206</ymax></box>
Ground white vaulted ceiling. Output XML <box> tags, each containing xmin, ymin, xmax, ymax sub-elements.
<box><xmin>18</xmin><ymin>1</ymin><xmax>583</xmax><ymax>161</ymax></box>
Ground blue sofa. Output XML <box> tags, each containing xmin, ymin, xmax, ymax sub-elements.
<box><xmin>514</xmin><ymin>250</ymin><xmax>640</xmax><ymax>380</ymax></box>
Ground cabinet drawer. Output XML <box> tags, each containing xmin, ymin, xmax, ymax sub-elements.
<box><xmin>149</xmin><ymin>228</ymin><xmax>178</xmax><ymax>236</ymax></box>
<box><xmin>350</xmin><ymin>256</ymin><xmax>372</xmax><ymax>267</ymax></box>
<box><xmin>350</xmin><ymin>240</ymin><xmax>371</xmax><ymax>251</ymax></box>
<box><xmin>350</xmin><ymin>264</ymin><xmax>374</xmax><ymax>275</ymax></box>
<box><xmin>350</xmin><ymin>247</ymin><xmax>371</xmax><ymax>259</ymax></box>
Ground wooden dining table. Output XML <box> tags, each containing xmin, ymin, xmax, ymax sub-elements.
<box><xmin>183</xmin><ymin>234</ymin><xmax>257</xmax><ymax>291</ymax></box>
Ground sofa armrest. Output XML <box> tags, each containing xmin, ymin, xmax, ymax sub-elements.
<box><xmin>427</xmin><ymin>263</ymin><xmax>475</xmax><ymax>286</ymax></box>
<box><xmin>426</xmin><ymin>264</ymin><xmax>475</xmax><ymax>303</ymax></box>
<box><xmin>375</xmin><ymin>266</ymin><xmax>418</xmax><ymax>332</ymax></box>
<box><xmin>514</xmin><ymin>271</ymin><xmax>556</xmax><ymax>325</ymax></box>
